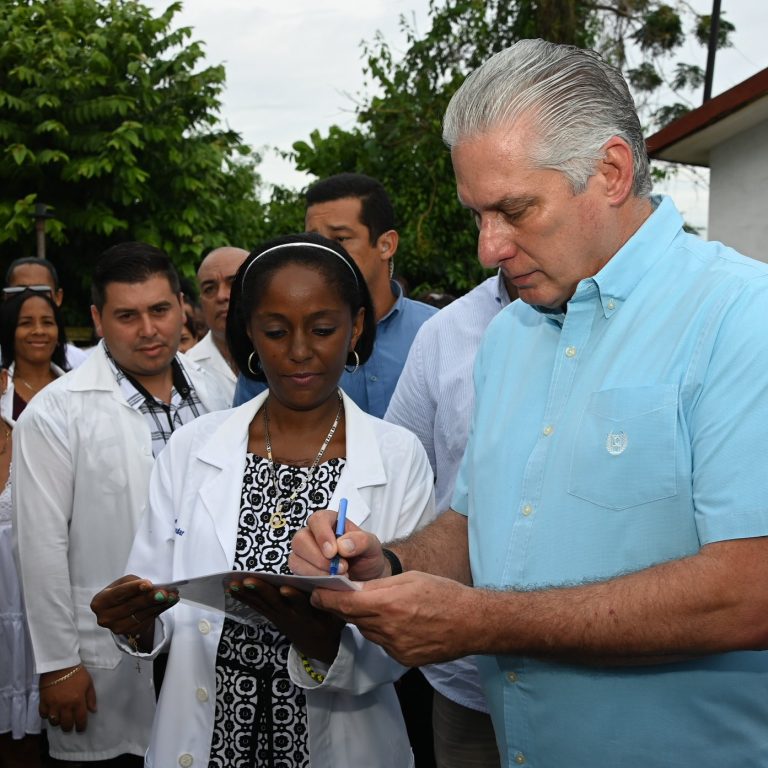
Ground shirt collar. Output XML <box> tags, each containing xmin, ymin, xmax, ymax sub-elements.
<box><xmin>378</xmin><ymin>279</ymin><xmax>405</xmax><ymax>324</ymax></box>
<box><xmin>494</xmin><ymin>271</ymin><xmax>514</xmax><ymax>308</ymax></box>
<box><xmin>587</xmin><ymin>195</ymin><xmax>682</xmax><ymax>317</ymax></box>
<box><xmin>533</xmin><ymin>196</ymin><xmax>683</xmax><ymax>324</ymax></box>
<box><xmin>103</xmin><ymin>344</ymin><xmax>190</xmax><ymax>405</ymax></box>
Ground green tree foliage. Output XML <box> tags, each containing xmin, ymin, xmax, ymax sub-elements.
<box><xmin>277</xmin><ymin>0</ymin><xmax>732</xmax><ymax>295</ymax></box>
<box><xmin>0</xmin><ymin>0</ymin><xmax>266</xmax><ymax>321</ymax></box>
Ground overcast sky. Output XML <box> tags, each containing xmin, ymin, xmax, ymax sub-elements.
<box><xmin>145</xmin><ymin>0</ymin><xmax>767</xmax><ymax>234</ymax></box>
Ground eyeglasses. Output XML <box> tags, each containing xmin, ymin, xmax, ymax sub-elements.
<box><xmin>2</xmin><ymin>285</ymin><xmax>53</xmax><ymax>298</ymax></box>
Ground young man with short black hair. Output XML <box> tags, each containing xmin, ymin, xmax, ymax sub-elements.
<box><xmin>13</xmin><ymin>242</ymin><xmax>230</xmax><ymax>765</ymax></box>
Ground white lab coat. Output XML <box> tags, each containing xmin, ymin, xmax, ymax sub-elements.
<box><xmin>0</xmin><ymin>361</ymin><xmax>67</xmax><ymax>427</ymax></box>
<box><xmin>123</xmin><ymin>390</ymin><xmax>434</xmax><ymax>767</ymax></box>
<box><xmin>11</xmin><ymin>342</ymin><xmax>230</xmax><ymax>760</ymax></box>
<box><xmin>184</xmin><ymin>331</ymin><xmax>237</xmax><ymax>404</ymax></box>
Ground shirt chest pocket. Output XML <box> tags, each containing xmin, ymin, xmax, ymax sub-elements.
<box><xmin>567</xmin><ymin>385</ymin><xmax>678</xmax><ymax>511</ymax></box>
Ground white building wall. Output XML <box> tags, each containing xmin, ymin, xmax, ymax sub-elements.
<box><xmin>708</xmin><ymin>120</ymin><xmax>768</xmax><ymax>262</ymax></box>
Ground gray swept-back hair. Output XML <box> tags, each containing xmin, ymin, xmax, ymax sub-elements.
<box><xmin>443</xmin><ymin>39</ymin><xmax>651</xmax><ymax>198</ymax></box>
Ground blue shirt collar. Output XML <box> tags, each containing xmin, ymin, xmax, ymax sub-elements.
<box><xmin>379</xmin><ymin>279</ymin><xmax>405</xmax><ymax>324</ymax></box>
<box><xmin>534</xmin><ymin>196</ymin><xmax>683</xmax><ymax>324</ymax></box>
<box><xmin>586</xmin><ymin>195</ymin><xmax>682</xmax><ymax>316</ymax></box>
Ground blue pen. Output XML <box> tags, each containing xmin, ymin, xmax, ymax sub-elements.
<box><xmin>329</xmin><ymin>498</ymin><xmax>348</xmax><ymax>576</ymax></box>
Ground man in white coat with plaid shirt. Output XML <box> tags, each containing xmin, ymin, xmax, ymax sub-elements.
<box><xmin>13</xmin><ymin>242</ymin><xmax>230</xmax><ymax>765</ymax></box>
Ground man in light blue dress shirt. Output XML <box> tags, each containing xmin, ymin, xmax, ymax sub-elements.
<box><xmin>233</xmin><ymin>174</ymin><xmax>436</xmax><ymax>416</ymax></box>
<box><xmin>293</xmin><ymin>40</ymin><xmax>768</xmax><ymax>768</ymax></box>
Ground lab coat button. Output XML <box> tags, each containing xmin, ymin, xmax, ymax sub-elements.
<box><xmin>198</xmin><ymin>619</ymin><xmax>211</xmax><ymax>634</ymax></box>
<box><xmin>196</xmin><ymin>687</ymin><xmax>208</xmax><ymax>702</ymax></box>
<box><xmin>179</xmin><ymin>754</ymin><xmax>193</xmax><ymax>767</ymax></box>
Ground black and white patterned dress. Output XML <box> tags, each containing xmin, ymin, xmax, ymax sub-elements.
<box><xmin>208</xmin><ymin>453</ymin><xmax>345</xmax><ymax>768</ymax></box>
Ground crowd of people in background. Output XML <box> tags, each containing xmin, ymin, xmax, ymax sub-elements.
<box><xmin>3</xmin><ymin>38</ymin><xmax>768</xmax><ymax>768</ymax></box>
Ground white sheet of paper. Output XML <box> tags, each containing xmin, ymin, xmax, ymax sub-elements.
<box><xmin>156</xmin><ymin>570</ymin><xmax>360</xmax><ymax>628</ymax></box>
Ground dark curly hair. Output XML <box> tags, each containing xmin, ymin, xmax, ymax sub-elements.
<box><xmin>227</xmin><ymin>233</ymin><xmax>376</xmax><ymax>382</ymax></box>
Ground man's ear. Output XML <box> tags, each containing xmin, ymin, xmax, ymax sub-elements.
<box><xmin>376</xmin><ymin>230</ymin><xmax>399</xmax><ymax>262</ymax></box>
<box><xmin>598</xmin><ymin>137</ymin><xmax>635</xmax><ymax>206</ymax></box>
<box><xmin>90</xmin><ymin>305</ymin><xmax>104</xmax><ymax>338</ymax></box>
<box><xmin>54</xmin><ymin>288</ymin><xmax>64</xmax><ymax>307</ymax></box>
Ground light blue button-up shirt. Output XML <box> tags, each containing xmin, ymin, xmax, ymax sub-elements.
<box><xmin>233</xmin><ymin>281</ymin><xmax>436</xmax><ymax>418</ymax></box>
<box><xmin>452</xmin><ymin>197</ymin><xmax>768</xmax><ymax>767</ymax></box>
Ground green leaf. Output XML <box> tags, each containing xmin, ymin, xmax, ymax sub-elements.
<box><xmin>9</xmin><ymin>144</ymin><xmax>33</xmax><ymax>165</ymax></box>
<box><xmin>35</xmin><ymin>119</ymin><xmax>69</xmax><ymax>136</ymax></box>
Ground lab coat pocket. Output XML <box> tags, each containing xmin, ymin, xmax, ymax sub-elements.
<box><xmin>567</xmin><ymin>385</ymin><xmax>678</xmax><ymax>510</ymax></box>
<box><xmin>73</xmin><ymin>586</ymin><xmax>122</xmax><ymax>669</ymax></box>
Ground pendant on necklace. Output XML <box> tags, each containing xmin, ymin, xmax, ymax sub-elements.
<box><xmin>269</xmin><ymin>504</ymin><xmax>287</xmax><ymax>530</ymax></box>
<box><xmin>263</xmin><ymin>389</ymin><xmax>343</xmax><ymax>534</ymax></box>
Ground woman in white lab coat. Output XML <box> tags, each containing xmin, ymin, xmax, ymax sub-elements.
<box><xmin>91</xmin><ymin>233</ymin><xmax>435</xmax><ymax>767</ymax></box>
<box><xmin>0</xmin><ymin>290</ymin><xmax>69</xmax><ymax>766</ymax></box>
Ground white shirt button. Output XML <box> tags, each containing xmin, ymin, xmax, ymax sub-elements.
<box><xmin>607</xmin><ymin>299</ymin><xmax>616</xmax><ymax>310</ymax></box>
<box><xmin>179</xmin><ymin>754</ymin><xmax>194</xmax><ymax>767</ymax></box>
<box><xmin>506</xmin><ymin>671</ymin><xmax>518</xmax><ymax>683</ymax></box>
<box><xmin>542</xmin><ymin>425</ymin><xmax>554</xmax><ymax>436</ymax></box>
<box><xmin>514</xmin><ymin>753</ymin><xmax>526</xmax><ymax>764</ymax></box>
<box><xmin>522</xmin><ymin>504</ymin><xmax>533</xmax><ymax>516</ymax></box>
<box><xmin>196</xmin><ymin>687</ymin><xmax>208</xmax><ymax>702</ymax></box>
<box><xmin>565</xmin><ymin>346</ymin><xmax>577</xmax><ymax>358</ymax></box>
<box><xmin>198</xmin><ymin>619</ymin><xmax>210</xmax><ymax>635</ymax></box>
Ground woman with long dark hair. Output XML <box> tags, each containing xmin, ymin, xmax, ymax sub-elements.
<box><xmin>0</xmin><ymin>289</ymin><xmax>69</xmax><ymax>766</ymax></box>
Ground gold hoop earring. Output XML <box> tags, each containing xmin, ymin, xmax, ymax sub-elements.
<box><xmin>247</xmin><ymin>351</ymin><xmax>260</xmax><ymax>375</ymax></box>
<box><xmin>344</xmin><ymin>350</ymin><xmax>360</xmax><ymax>374</ymax></box>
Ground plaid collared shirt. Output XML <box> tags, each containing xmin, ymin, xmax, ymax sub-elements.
<box><xmin>104</xmin><ymin>345</ymin><xmax>204</xmax><ymax>458</ymax></box>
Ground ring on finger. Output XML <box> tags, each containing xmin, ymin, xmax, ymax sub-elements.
<box><xmin>48</xmin><ymin>715</ymin><xmax>59</xmax><ymax>725</ymax></box>
<box><xmin>131</xmin><ymin>612</ymin><xmax>141</xmax><ymax>626</ymax></box>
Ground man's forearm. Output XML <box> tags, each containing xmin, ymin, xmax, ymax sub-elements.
<box><xmin>388</xmin><ymin>509</ymin><xmax>471</xmax><ymax>585</ymax></box>
<box><xmin>471</xmin><ymin>536</ymin><xmax>768</xmax><ymax>663</ymax></box>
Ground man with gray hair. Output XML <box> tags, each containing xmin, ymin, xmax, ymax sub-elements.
<box><xmin>291</xmin><ymin>39</ymin><xmax>768</xmax><ymax>766</ymax></box>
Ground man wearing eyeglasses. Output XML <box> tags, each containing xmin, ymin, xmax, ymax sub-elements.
<box><xmin>4</xmin><ymin>258</ymin><xmax>88</xmax><ymax>369</ymax></box>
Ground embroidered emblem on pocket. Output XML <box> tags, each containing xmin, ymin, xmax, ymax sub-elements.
<box><xmin>606</xmin><ymin>431</ymin><xmax>628</xmax><ymax>455</ymax></box>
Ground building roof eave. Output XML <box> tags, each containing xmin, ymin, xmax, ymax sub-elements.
<box><xmin>646</xmin><ymin>67</ymin><xmax>768</xmax><ymax>167</ymax></box>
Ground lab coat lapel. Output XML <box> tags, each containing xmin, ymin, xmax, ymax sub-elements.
<box><xmin>191</xmin><ymin>390</ymin><xmax>388</xmax><ymax>557</ymax></box>
<box><xmin>330</xmin><ymin>390</ymin><xmax>388</xmax><ymax>529</ymax></box>
<box><xmin>195</xmin><ymin>396</ymin><xmax>265</xmax><ymax>566</ymax></box>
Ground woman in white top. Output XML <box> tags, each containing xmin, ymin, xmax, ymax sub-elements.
<box><xmin>0</xmin><ymin>289</ymin><xmax>69</xmax><ymax>766</ymax></box>
<box><xmin>91</xmin><ymin>234</ymin><xmax>434</xmax><ymax>767</ymax></box>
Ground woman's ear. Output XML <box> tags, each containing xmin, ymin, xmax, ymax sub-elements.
<box><xmin>350</xmin><ymin>307</ymin><xmax>365</xmax><ymax>351</ymax></box>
